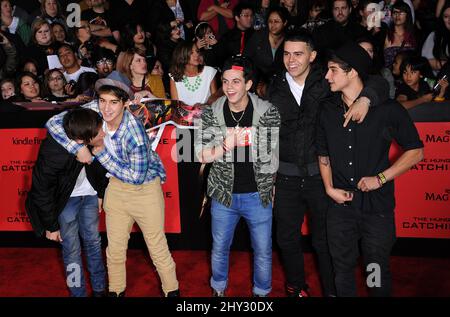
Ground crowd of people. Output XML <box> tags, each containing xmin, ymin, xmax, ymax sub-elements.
<box><xmin>0</xmin><ymin>0</ymin><xmax>448</xmax><ymax>108</ymax></box>
<box><xmin>13</xmin><ymin>0</ymin><xmax>444</xmax><ymax>298</ymax></box>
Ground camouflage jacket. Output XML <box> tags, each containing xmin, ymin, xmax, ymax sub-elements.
<box><xmin>194</xmin><ymin>93</ymin><xmax>280</xmax><ymax>208</ymax></box>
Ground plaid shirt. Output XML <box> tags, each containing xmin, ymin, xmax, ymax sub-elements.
<box><xmin>45</xmin><ymin>100</ymin><xmax>166</xmax><ymax>185</ymax></box>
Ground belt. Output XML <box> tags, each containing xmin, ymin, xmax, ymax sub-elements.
<box><xmin>278</xmin><ymin>161</ymin><xmax>320</xmax><ymax>177</ymax></box>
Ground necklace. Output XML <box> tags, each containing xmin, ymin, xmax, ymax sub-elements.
<box><xmin>182</xmin><ymin>75</ymin><xmax>202</xmax><ymax>92</ymax></box>
<box><xmin>230</xmin><ymin>107</ymin><xmax>246</xmax><ymax>127</ymax></box>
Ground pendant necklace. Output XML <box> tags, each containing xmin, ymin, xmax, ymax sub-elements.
<box><xmin>230</xmin><ymin>107</ymin><xmax>246</xmax><ymax>127</ymax></box>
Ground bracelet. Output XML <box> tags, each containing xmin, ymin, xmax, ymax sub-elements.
<box><xmin>434</xmin><ymin>96</ymin><xmax>445</xmax><ymax>102</ymax></box>
<box><xmin>376</xmin><ymin>175</ymin><xmax>383</xmax><ymax>187</ymax></box>
<box><xmin>377</xmin><ymin>172</ymin><xmax>387</xmax><ymax>185</ymax></box>
<box><xmin>223</xmin><ymin>141</ymin><xmax>230</xmax><ymax>152</ymax></box>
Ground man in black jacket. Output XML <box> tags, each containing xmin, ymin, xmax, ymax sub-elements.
<box><xmin>312</xmin><ymin>0</ymin><xmax>366</xmax><ymax>62</ymax></box>
<box><xmin>214</xmin><ymin>2</ymin><xmax>254</xmax><ymax>68</ymax></box>
<box><xmin>26</xmin><ymin>108</ymin><xmax>109</xmax><ymax>297</ymax></box>
<box><xmin>266</xmin><ymin>32</ymin><xmax>389</xmax><ymax>297</ymax></box>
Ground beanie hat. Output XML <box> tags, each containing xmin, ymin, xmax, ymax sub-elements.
<box><xmin>95</xmin><ymin>71</ymin><xmax>133</xmax><ymax>99</ymax></box>
<box><xmin>334</xmin><ymin>42</ymin><xmax>372</xmax><ymax>80</ymax></box>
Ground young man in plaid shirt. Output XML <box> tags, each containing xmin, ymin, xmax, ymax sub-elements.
<box><xmin>45</xmin><ymin>71</ymin><xmax>179</xmax><ymax>297</ymax></box>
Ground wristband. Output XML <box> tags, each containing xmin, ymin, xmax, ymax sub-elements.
<box><xmin>434</xmin><ymin>96</ymin><xmax>445</xmax><ymax>102</ymax></box>
<box><xmin>377</xmin><ymin>172</ymin><xmax>387</xmax><ymax>185</ymax></box>
<box><xmin>376</xmin><ymin>175</ymin><xmax>383</xmax><ymax>187</ymax></box>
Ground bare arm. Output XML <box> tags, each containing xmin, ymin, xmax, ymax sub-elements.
<box><xmin>357</xmin><ymin>148</ymin><xmax>423</xmax><ymax>192</ymax></box>
<box><xmin>396</xmin><ymin>93</ymin><xmax>433</xmax><ymax>109</ymax></box>
<box><xmin>169</xmin><ymin>78</ymin><xmax>178</xmax><ymax>100</ymax></box>
<box><xmin>318</xmin><ymin>156</ymin><xmax>354</xmax><ymax>204</ymax></box>
<box><xmin>381</xmin><ymin>148</ymin><xmax>424</xmax><ymax>183</ymax></box>
<box><xmin>428</xmin><ymin>58</ymin><xmax>447</xmax><ymax>71</ymax></box>
<box><xmin>91</xmin><ymin>26</ymin><xmax>112</xmax><ymax>38</ymax></box>
<box><xmin>318</xmin><ymin>156</ymin><xmax>333</xmax><ymax>191</ymax></box>
<box><xmin>199</xmin><ymin>6</ymin><xmax>218</xmax><ymax>21</ymax></box>
<box><xmin>436</xmin><ymin>0</ymin><xmax>446</xmax><ymax>17</ymax></box>
<box><xmin>206</xmin><ymin>86</ymin><xmax>224</xmax><ymax>105</ymax></box>
<box><xmin>214</xmin><ymin>5</ymin><xmax>233</xmax><ymax>19</ymax></box>
<box><xmin>209</xmin><ymin>77</ymin><xmax>217</xmax><ymax>96</ymax></box>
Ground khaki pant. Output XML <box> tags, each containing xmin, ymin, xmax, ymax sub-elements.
<box><xmin>103</xmin><ymin>177</ymin><xmax>178</xmax><ymax>295</ymax></box>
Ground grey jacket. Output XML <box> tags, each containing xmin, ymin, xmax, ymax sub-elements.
<box><xmin>194</xmin><ymin>93</ymin><xmax>280</xmax><ymax>207</ymax></box>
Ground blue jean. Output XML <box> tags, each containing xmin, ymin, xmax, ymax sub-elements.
<box><xmin>210</xmin><ymin>192</ymin><xmax>272</xmax><ymax>296</ymax></box>
<box><xmin>58</xmin><ymin>195</ymin><xmax>106</xmax><ymax>297</ymax></box>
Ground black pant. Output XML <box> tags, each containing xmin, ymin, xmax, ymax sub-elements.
<box><xmin>327</xmin><ymin>204</ymin><xmax>396</xmax><ymax>297</ymax></box>
<box><xmin>274</xmin><ymin>173</ymin><xmax>336</xmax><ymax>296</ymax></box>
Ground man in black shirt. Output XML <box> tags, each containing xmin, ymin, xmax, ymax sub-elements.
<box><xmin>81</xmin><ymin>0</ymin><xmax>113</xmax><ymax>38</ymax></box>
<box><xmin>312</xmin><ymin>0</ymin><xmax>366</xmax><ymax>61</ymax></box>
<box><xmin>108</xmin><ymin>0</ymin><xmax>150</xmax><ymax>43</ymax></box>
<box><xmin>214</xmin><ymin>2</ymin><xmax>254</xmax><ymax>69</ymax></box>
<box><xmin>317</xmin><ymin>42</ymin><xmax>424</xmax><ymax>296</ymax></box>
<box><xmin>267</xmin><ymin>32</ymin><xmax>389</xmax><ymax>298</ymax></box>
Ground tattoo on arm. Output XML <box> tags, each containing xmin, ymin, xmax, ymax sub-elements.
<box><xmin>319</xmin><ymin>156</ymin><xmax>330</xmax><ymax>166</ymax></box>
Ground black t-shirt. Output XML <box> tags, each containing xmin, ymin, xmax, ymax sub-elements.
<box><xmin>223</xmin><ymin>99</ymin><xmax>257</xmax><ymax>193</ymax></box>
<box><xmin>108</xmin><ymin>0</ymin><xmax>149</xmax><ymax>33</ymax></box>
<box><xmin>395</xmin><ymin>80</ymin><xmax>431</xmax><ymax>100</ymax></box>
<box><xmin>81</xmin><ymin>9</ymin><xmax>112</xmax><ymax>28</ymax></box>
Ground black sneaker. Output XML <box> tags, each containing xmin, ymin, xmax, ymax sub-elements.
<box><xmin>108</xmin><ymin>291</ymin><xmax>125</xmax><ymax>297</ymax></box>
<box><xmin>212</xmin><ymin>289</ymin><xmax>225</xmax><ymax>297</ymax></box>
<box><xmin>166</xmin><ymin>289</ymin><xmax>180</xmax><ymax>297</ymax></box>
<box><xmin>286</xmin><ymin>285</ymin><xmax>310</xmax><ymax>297</ymax></box>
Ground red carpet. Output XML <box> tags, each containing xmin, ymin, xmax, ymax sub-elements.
<box><xmin>0</xmin><ymin>248</ymin><xmax>449</xmax><ymax>297</ymax></box>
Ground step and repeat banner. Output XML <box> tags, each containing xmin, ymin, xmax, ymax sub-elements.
<box><xmin>0</xmin><ymin>123</ymin><xmax>449</xmax><ymax>238</ymax></box>
<box><xmin>0</xmin><ymin>126</ymin><xmax>181</xmax><ymax>234</ymax></box>
<box><xmin>391</xmin><ymin>122</ymin><xmax>450</xmax><ymax>238</ymax></box>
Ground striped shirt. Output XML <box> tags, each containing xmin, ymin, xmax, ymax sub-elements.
<box><xmin>45</xmin><ymin>100</ymin><xmax>166</xmax><ymax>185</ymax></box>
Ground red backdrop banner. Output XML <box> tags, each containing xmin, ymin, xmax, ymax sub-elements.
<box><xmin>0</xmin><ymin>126</ymin><xmax>181</xmax><ymax>233</ymax></box>
<box><xmin>391</xmin><ymin>122</ymin><xmax>450</xmax><ymax>238</ymax></box>
<box><xmin>301</xmin><ymin>123</ymin><xmax>450</xmax><ymax>238</ymax></box>
<box><xmin>1</xmin><ymin>123</ymin><xmax>448</xmax><ymax>238</ymax></box>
